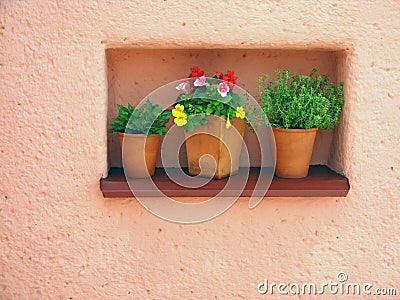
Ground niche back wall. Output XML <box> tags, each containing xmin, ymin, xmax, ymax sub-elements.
<box><xmin>107</xmin><ymin>48</ymin><xmax>338</xmax><ymax>168</ymax></box>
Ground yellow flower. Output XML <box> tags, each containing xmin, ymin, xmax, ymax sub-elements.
<box><xmin>174</xmin><ymin>116</ymin><xmax>187</xmax><ymax>126</ymax></box>
<box><xmin>172</xmin><ymin>104</ymin><xmax>185</xmax><ymax>117</ymax></box>
<box><xmin>235</xmin><ymin>106</ymin><xmax>246</xmax><ymax>119</ymax></box>
<box><xmin>225</xmin><ymin>116</ymin><xmax>232</xmax><ymax>129</ymax></box>
<box><xmin>172</xmin><ymin>104</ymin><xmax>187</xmax><ymax>126</ymax></box>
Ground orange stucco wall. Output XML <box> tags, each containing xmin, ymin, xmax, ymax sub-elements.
<box><xmin>1</xmin><ymin>1</ymin><xmax>399</xmax><ymax>299</ymax></box>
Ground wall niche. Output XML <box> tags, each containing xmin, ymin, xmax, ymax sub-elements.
<box><xmin>106</xmin><ymin>48</ymin><xmax>341</xmax><ymax>169</ymax></box>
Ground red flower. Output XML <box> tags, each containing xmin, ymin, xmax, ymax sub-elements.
<box><xmin>215</xmin><ymin>70</ymin><xmax>224</xmax><ymax>78</ymax></box>
<box><xmin>188</xmin><ymin>66</ymin><xmax>205</xmax><ymax>78</ymax></box>
<box><xmin>215</xmin><ymin>69</ymin><xmax>238</xmax><ymax>87</ymax></box>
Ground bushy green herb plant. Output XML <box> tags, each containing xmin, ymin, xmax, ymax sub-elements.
<box><xmin>258</xmin><ymin>69</ymin><xmax>344</xmax><ymax>130</ymax></box>
<box><xmin>109</xmin><ymin>99</ymin><xmax>171</xmax><ymax>136</ymax></box>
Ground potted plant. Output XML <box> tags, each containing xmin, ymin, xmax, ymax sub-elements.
<box><xmin>258</xmin><ymin>69</ymin><xmax>344</xmax><ymax>178</ymax></box>
<box><xmin>173</xmin><ymin>66</ymin><xmax>247</xmax><ymax>179</ymax></box>
<box><xmin>109</xmin><ymin>99</ymin><xmax>170</xmax><ymax>178</ymax></box>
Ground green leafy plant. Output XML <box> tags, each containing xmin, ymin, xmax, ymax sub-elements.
<box><xmin>109</xmin><ymin>99</ymin><xmax>171</xmax><ymax>136</ymax></box>
<box><xmin>173</xmin><ymin>66</ymin><xmax>247</xmax><ymax>131</ymax></box>
<box><xmin>108</xmin><ymin>103</ymin><xmax>135</xmax><ymax>133</ymax></box>
<box><xmin>258</xmin><ymin>69</ymin><xmax>344</xmax><ymax>130</ymax></box>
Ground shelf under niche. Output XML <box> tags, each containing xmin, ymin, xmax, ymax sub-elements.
<box><xmin>100</xmin><ymin>165</ymin><xmax>350</xmax><ymax>198</ymax></box>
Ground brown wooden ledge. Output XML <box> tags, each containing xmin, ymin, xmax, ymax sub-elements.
<box><xmin>100</xmin><ymin>165</ymin><xmax>349</xmax><ymax>198</ymax></box>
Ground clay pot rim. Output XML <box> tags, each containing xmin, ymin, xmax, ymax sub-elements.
<box><xmin>117</xmin><ymin>132</ymin><xmax>160</xmax><ymax>138</ymax></box>
<box><xmin>272</xmin><ymin>127</ymin><xmax>318</xmax><ymax>133</ymax></box>
<box><xmin>194</xmin><ymin>115</ymin><xmax>244</xmax><ymax>121</ymax></box>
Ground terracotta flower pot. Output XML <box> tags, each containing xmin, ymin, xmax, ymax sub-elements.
<box><xmin>184</xmin><ymin>116</ymin><xmax>246</xmax><ymax>179</ymax></box>
<box><xmin>272</xmin><ymin>127</ymin><xmax>318</xmax><ymax>178</ymax></box>
<box><xmin>118</xmin><ymin>132</ymin><xmax>161</xmax><ymax>178</ymax></box>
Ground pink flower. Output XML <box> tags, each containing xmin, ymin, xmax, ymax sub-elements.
<box><xmin>217</xmin><ymin>82</ymin><xmax>230</xmax><ymax>97</ymax></box>
<box><xmin>194</xmin><ymin>75</ymin><xmax>206</xmax><ymax>87</ymax></box>
<box><xmin>176</xmin><ymin>81</ymin><xmax>187</xmax><ymax>91</ymax></box>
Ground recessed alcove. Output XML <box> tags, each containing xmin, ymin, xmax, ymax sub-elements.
<box><xmin>103</xmin><ymin>47</ymin><xmax>349</xmax><ymax>198</ymax></box>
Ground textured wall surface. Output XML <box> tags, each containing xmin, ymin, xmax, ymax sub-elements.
<box><xmin>1</xmin><ymin>1</ymin><xmax>399</xmax><ymax>299</ymax></box>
